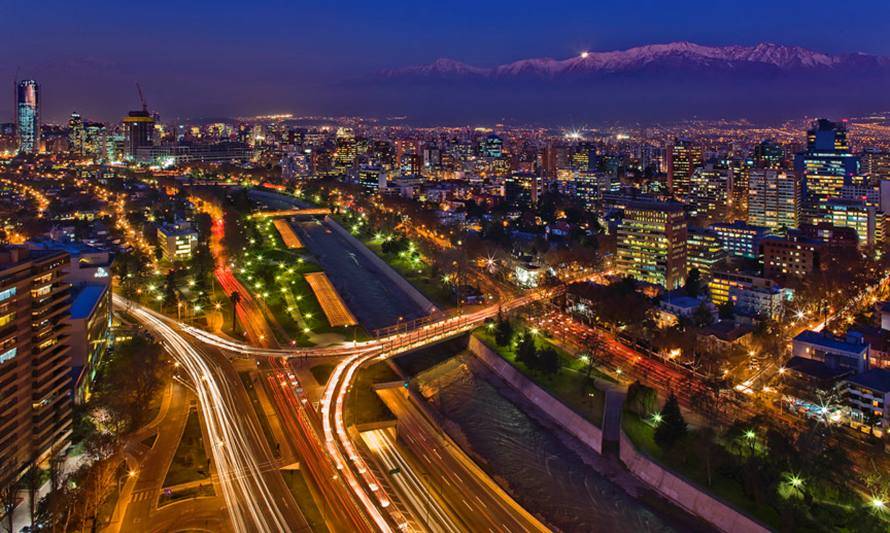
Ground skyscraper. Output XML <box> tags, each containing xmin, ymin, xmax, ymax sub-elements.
<box><xmin>794</xmin><ymin>119</ymin><xmax>859</xmax><ymax>224</ymax></box>
<box><xmin>668</xmin><ymin>138</ymin><xmax>703</xmax><ymax>200</ymax></box>
<box><xmin>15</xmin><ymin>80</ymin><xmax>40</xmax><ymax>154</ymax></box>
<box><xmin>617</xmin><ymin>201</ymin><xmax>688</xmax><ymax>289</ymax></box>
<box><xmin>0</xmin><ymin>247</ymin><xmax>71</xmax><ymax>488</ymax></box>
<box><xmin>68</xmin><ymin>112</ymin><xmax>84</xmax><ymax>155</ymax></box>
<box><xmin>747</xmin><ymin>169</ymin><xmax>800</xmax><ymax>230</ymax></box>
<box><xmin>688</xmin><ymin>165</ymin><xmax>729</xmax><ymax>223</ymax></box>
<box><xmin>753</xmin><ymin>139</ymin><xmax>785</xmax><ymax>170</ymax></box>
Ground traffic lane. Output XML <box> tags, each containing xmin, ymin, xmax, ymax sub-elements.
<box><xmin>378</xmin><ymin>387</ymin><xmax>548</xmax><ymax>533</ymax></box>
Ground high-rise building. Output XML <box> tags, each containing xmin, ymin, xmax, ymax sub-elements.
<box><xmin>688</xmin><ymin>165</ymin><xmax>729</xmax><ymax>222</ymax></box>
<box><xmin>794</xmin><ymin>119</ymin><xmax>859</xmax><ymax>224</ymax></box>
<box><xmin>122</xmin><ymin>110</ymin><xmax>155</xmax><ymax>160</ymax></box>
<box><xmin>686</xmin><ymin>227</ymin><xmax>727</xmax><ymax>280</ymax></box>
<box><xmin>668</xmin><ymin>139</ymin><xmax>703</xmax><ymax>199</ymax></box>
<box><xmin>68</xmin><ymin>112</ymin><xmax>84</xmax><ymax>155</ymax></box>
<box><xmin>15</xmin><ymin>80</ymin><xmax>40</xmax><ymax>154</ymax></box>
<box><xmin>753</xmin><ymin>139</ymin><xmax>785</xmax><ymax>170</ymax></box>
<box><xmin>617</xmin><ymin>201</ymin><xmax>688</xmax><ymax>289</ymax></box>
<box><xmin>0</xmin><ymin>247</ymin><xmax>71</xmax><ymax>488</ymax></box>
<box><xmin>747</xmin><ymin>169</ymin><xmax>800</xmax><ymax>230</ymax></box>
<box><xmin>861</xmin><ymin>148</ymin><xmax>890</xmax><ymax>182</ymax></box>
<box><xmin>825</xmin><ymin>199</ymin><xmax>877</xmax><ymax>246</ymax></box>
<box><xmin>710</xmin><ymin>221</ymin><xmax>772</xmax><ymax>259</ymax></box>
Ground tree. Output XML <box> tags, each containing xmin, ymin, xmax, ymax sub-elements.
<box><xmin>95</xmin><ymin>336</ymin><xmax>168</xmax><ymax>432</ymax></box>
<box><xmin>626</xmin><ymin>381</ymin><xmax>657</xmax><ymax>417</ymax></box>
<box><xmin>516</xmin><ymin>331</ymin><xmax>538</xmax><ymax>369</ymax></box>
<box><xmin>20</xmin><ymin>466</ymin><xmax>42</xmax><ymax>529</ymax></box>
<box><xmin>230</xmin><ymin>291</ymin><xmax>242</xmax><ymax>333</ymax></box>
<box><xmin>654</xmin><ymin>394</ymin><xmax>687</xmax><ymax>450</ymax></box>
<box><xmin>494</xmin><ymin>315</ymin><xmax>513</xmax><ymax>347</ymax></box>
<box><xmin>1</xmin><ymin>461</ymin><xmax>18</xmax><ymax>533</ymax></box>
<box><xmin>539</xmin><ymin>347</ymin><xmax>561</xmax><ymax>375</ymax></box>
<box><xmin>693</xmin><ymin>302</ymin><xmax>714</xmax><ymax>327</ymax></box>
<box><xmin>685</xmin><ymin>268</ymin><xmax>702</xmax><ymax>297</ymax></box>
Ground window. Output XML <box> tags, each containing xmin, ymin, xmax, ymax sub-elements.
<box><xmin>0</xmin><ymin>313</ymin><xmax>14</xmax><ymax>328</ymax></box>
<box><xmin>0</xmin><ymin>348</ymin><xmax>16</xmax><ymax>364</ymax></box>
<box><xmin>0</xmin><ymin>287</ymin><xmax>16</xmax><ymax>303</ymax></box>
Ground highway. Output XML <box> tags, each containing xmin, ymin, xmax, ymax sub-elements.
<box><xmin>114</xmin><ymin>295</ymin><xmax>309</xmax><ymax>533</ymax></box>
<box><xmin>375</xmin><ymin>387</ymin><xmax>549</xmax><ymax>533</ymax></box>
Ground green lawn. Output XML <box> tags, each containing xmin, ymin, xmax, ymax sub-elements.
<box><xmin>163</xmin><ymin>408</ymin><xmax>210</xmax><ymax>487</ymax></box>
<box><xmin>345</xmin><ymin>362</ymin><xmax>400</xmax><ymax>426</ymax></box>
<box><xmin>621</xmin><ymin>411</ymin><xmax>780</xmax><ymax>528</ymax></box>
<box><xmin>474</xmin><ymin>328</ymin><xmax>605</xmax><ymax>427</ymax></box>
<box><xmin>281</xmin><ymin>470</ymin><xmax>329</xmax><ymax>533</ymax></box>
<box><xmin>361</xmin><ymin>235</ymin><xmax>454</xmax><ymax>310</ymax></box>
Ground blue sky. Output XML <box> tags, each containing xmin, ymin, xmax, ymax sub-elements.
<box><xmin>5</xmin><ymin>0</ymin><xmax>890</xmax><ymax>122</ymax></box>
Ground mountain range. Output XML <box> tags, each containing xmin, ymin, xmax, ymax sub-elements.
<box><xmin>350</xmin><ymin>41</ymin><xmax>890</xmax><ymax>124</ymax></box>
<box><xmin>380</xmin><ymin>42</ymin><xmax>890</xmax><ymax>80</ymax></box>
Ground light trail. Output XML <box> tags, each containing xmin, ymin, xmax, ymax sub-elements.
<box><xmin>114</xmin><ymin>295</ymin><xmax>298</xmax><ymax>533</ymax></box>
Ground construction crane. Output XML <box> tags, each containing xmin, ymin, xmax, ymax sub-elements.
<box><xmin>136</xmin><ymin>82</ymin><xmax>148</xmax><ymax>113</ymax></box>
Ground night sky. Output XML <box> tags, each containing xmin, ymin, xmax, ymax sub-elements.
<box><xmin>5</xmin><ymin>0</ymin><xmax>890</xmax><ymax>123</ymax></box>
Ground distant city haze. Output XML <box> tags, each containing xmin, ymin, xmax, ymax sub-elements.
<box><xmin>4</xmin><ymin>0</ymin><xmax>890</xmax><ymax>124</ymax></box>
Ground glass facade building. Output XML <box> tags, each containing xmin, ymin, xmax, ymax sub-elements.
<box><xmin>15</xmin><ymin>80</ymin><xmax>40</xmax><ymax>154</ymax></box>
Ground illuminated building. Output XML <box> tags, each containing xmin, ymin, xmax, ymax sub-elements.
<box><xmin>15</xmin><ymin>80</ymin><xmax>40</xmax><ymax>154</ymax></box>
<box><xmin>358</xmin><ymin>166</ymin><xmax>386</xmax><ymax>194</ymax></box>
<box><xmin>334</xmin><ymin>127</ymin><xmax>357</xmax><ymax>175</ymax></box>
<box><xmin>0</xmin><ymin>247</ymin><xmax>71</xmax><ymax>487</ymax></box>
<box><xmin>753</xmin><ymin>139</ymin><xmax>785</xmax><ymax>169</ymax></box>
<box><xmin>686</xmin><ymin>227</ymin><xmax>726</xmax><ymax>279</ymax></box>
<box><xmin>688</xmin><ymin>165</ymin><xmax>729</xmax><ymax>222</ymax></box>
<box><xmin>861</xmin><ymin>148</ymin><xmax>890</xmax><ymax>182</ymax></box>
<box><xmin>157</xmin><ymin>222</ymin><xmax>198</xmax><ymax>261</ymax></box>
<box><xmin>616</xmin><ymin>201</ymin><xmax>687</xmax><ymax>289</ymax></box>
<box><xmin>792</xmin><ymin>330</ymin><xmax>869</xmax><ymax>374</ymax></box>
<box><xmin>505</xmin><ymin>172</ymin><xmax>542</xmax><ymax>208</ymax></box>
<box><xmin>708</xmin><ymin>270</ymin><xmax>789</xmax><ymax>318</ymax></box>
<box><xmin>747</xmin><ymin>169</ymin><xmax>799</xmax><ymax>230</ymax></box>
<box><xmin>710</xmin><ymin>220</ymin><xmax>772</xmax><ymax>259</ymax></box>
<box><xmin>572</xmin><ymin>171</ymin><xmax>614</xmax><ymax>211</ymax></box>
<box><xmin>68</xmin><ymin>112</ymin><xmax>84</xmax><ymax>155</ymax></box>
<box><xmin>825</xmin><ymin>198</ymin><xmax>877</xmax><ymax>246</ymax></box>
<box><xmin>68</xmin><ymin>284</ymin><xmax>110</xmax><ymax>404</ymax></box>
<box><xmin>667</xmin><ymin>138</ymin><xmax>702</xmax><ymax>199</ymax></box>
<box><xmin>794</xmin><ymin>119</ymin><xmax>859</xmax><ymax>224</ymax></box>
<box><xmin>122</xmin><ymin>110</ymin><xmax>155</xmax><ymax>160</ymax></box>
<box><xmin>761</xmin><ymin>235</ymin><xmax>821</xmax><ymax>278</ymax></box>
<box><xmin>842</xmin><ymin>369</ymin><xmax>890</xmax><ymax>433</ymax></box>
<box><xmin>480</xmin><ymin>133</ymin><xmax>503</xmax><ymax>158</ymax></box>
<box><xmin>134</xmin><ymin>142</ymin><xmax>252</xmax><ymax>165</ymax></box>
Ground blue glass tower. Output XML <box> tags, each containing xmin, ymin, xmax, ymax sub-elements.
<box><xmin>15</xmin><ymin>80</ymin><xmax>40</xmax><ymax>154</ymax></box>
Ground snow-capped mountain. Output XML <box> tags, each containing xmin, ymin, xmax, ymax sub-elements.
<box><xmin>380</xmin><ymin>41</ymin><xmax>889</xmax><ymax>79</ymax></box>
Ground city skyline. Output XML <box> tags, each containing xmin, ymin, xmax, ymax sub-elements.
<box><xmin>5</xmin><ymin>0</ymin><xmax>890</xmax><ymax>123</ymax></box>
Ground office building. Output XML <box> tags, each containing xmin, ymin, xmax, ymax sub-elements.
<box><xmin>505</xmin><ymin>172</ymin><xmax>542</xmax><ymax>208</ymax></box>
<box><xmin>761</xmin><ymin>235</ymin><xmax>822</xmax><ymax>278</ymax></box>
<box><xmin>753</xmin><ymin>139</ymin><xmax>785</xmax><ymax>170</ymax></box>
<box><xmin>686</xmin><ymin>227</ymin><xmax>727</xmax><ymax>279</ymax></box>
<box><xmin>842</xmin><ymin>369</ymin><xmax>890</xmax><ymax>434</ymax></box>
<box><xmin>157</xmin><ymin>222</ymin><xmax>198</xmax><ymax>262</ymax></box>
<box><xmin>68</xmin><ymin>112</ymin><xmax>84</xmax><ymax>155</ymax></box>
<box><xmin>710</xmin><ymin>221</ymin><xmax>772</xmax><ymax>259</ymax></box>
<box><xmin>825</xmin><ymin>199</ymin><xmax>877</xmax><ymax>246</ymax></box>
<box><xmin>0</xmin><ymin>247</ymin><xmax>71</xmax><ymax>487</ymax></box>
<box><xmin>861</xmin><ymin>149</ymin><xmax>890</xmax><ymax>182</ymax></box>
<box><xmin>794</xmin><ymin>119</ymin><xmax>859</xmax><ymax>224</ymax></box>
<box><xmin>668</xmin><ymin>138</ymin><xmax>703</xmax><ymax>199</ymax></box>
<box><xmin>122</xmin><ymin>110</ymin><xmax>155</xmax><ymax>160</ymax></box>
<box><xmin>15</xmin><ymin>80</ymin><xmax>40</xmax><ymax>154</ymax></box>
<box><xmin>792</xmin><ymin>330</ymin><xmax>870</xmax><ymax>374</ymax></box>
<box><xmin>708</xmin><ymin>270</ymin><xmax>789</xmax><ymax>318</ymax></box>
<box><xmin>688</xmin><ymin>165</ymin><xmax>729</xmax><ymax>222</ymax></box>
<box><xmin>747</xmin><ymin>169</ymin><xmax>799</xmax><ymax>230</ymax></box>
<box><xmin>68</xmin><ymin>284</ymin><xmax>111</xmax><ymax>404</ymax></box>
<box><xmin>616</xmin><ymin>201</ymin><xmax>688</xmax><ymax>289</ymax></box>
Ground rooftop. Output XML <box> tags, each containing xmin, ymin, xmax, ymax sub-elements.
<box><xmin>793</xmin><ymin>330</ymin><xmax>868</xmax><ymax>354</ymax></box>
<box><xmin>785</xmin><ymin>356</ymin><xmax>851</xmax><ymax>381</ymax></box>
<box><xmin>846</xmin><ymin>368</ymin><xmax>890</xmax><ymax>394</ymax></box>
<box><xmin>71</xmin><ymin>284</ymin><xmax>108</xmax><ymax>319</ymax></box>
